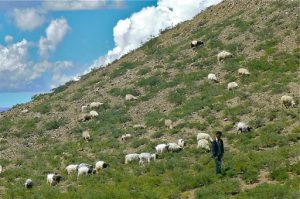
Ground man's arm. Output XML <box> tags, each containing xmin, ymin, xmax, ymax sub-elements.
<box><xmin>211</xmin><ymin>141</ymin><xmax>217</xmax><ymax>157</ymax></box>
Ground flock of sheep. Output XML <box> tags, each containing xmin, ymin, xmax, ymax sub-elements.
<box><xmin>0</xmin><ymin>39</ymin><xmax>297</xmax><ymax>190</ymax></box>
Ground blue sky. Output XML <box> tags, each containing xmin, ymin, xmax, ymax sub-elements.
<box><xmin>0</xmin><ymin>0</ymin><xmax>222</xmax><ymax>108</ymax></box>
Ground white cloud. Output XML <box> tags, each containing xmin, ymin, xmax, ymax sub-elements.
<box><xmin>89</xmin><ymin>0</ymin><xmax>222</xmax><ymax>70</ymax></box>
<box><xmin>12</xmin><ymin>8</ymin><xmax>45</xmax><ymax>31</ymax></box>
<box><xmin>42</xmin><ymin>0</ymin><xmax>107</xmax><ymax>11</ymax></box>
<box><xmin>0</xmin><ymin>39</ymin><xmax>73</xmax><ymax>91</ymax></box>
<box><xmin>39</xmin><ymin>17</ymin><xmax>70</xmax><ymax>58</ymax></box>
<box><xmin>4</xmin><ymin>35</ymin><xmax>14</xmax><ymax>43</ymax></box>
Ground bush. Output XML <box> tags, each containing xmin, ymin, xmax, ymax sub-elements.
<box><xmin>44</xmin><ymin>119</ymin><xmax>66</xmax><ymax>130</ymax></box>
<box><xmin>167</xmin><ymin>88</ymin><xmax>187</xmax><ymax>105</ymax></box>
<box><xmin>32</xmin><ymin>103</ymin><xmax>51</xmax><ymax>114</ymax></box>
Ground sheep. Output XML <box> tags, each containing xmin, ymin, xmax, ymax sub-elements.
<box><xmin>21</xmin><ymin>109</ymin><xmax>29</xmax><ymax>114</ymax></box>
<box><xmin>238</xmin><ymin>68</ymin><xmax>250</xmax><ymax>76</ymax></box>
<box><xmin>217</xmin><ymin>50</ymin><xmax>233</xmax><ymax>63</ymax></box>
<box><xmin>227</xmin><ymin>82</ymin><xmax>238</xmax><ymax>90</ymax></box>
<box><xmin>191</xmin><ymin>40</ymin><xmax>204</xmax><ymax>48</ymax></box>
<box><xmin>24</xmin><ymin>179</ymin><xmax>33</xmax><ymax>189</ymax></box>
<box><xmin>89</xmin><ymin>110</ymin><xmax>99</xmax><ymax>118</ymax></box>
<box><xmin>121</xmin><ymin>134</ymin><xmax>132</xmax><ymax>141</ymax></box>
<box><xmin>125</xmin><ymin>94</ymin><xmax>138</xmax><ymax>101</ymax></box>
<box><xmin>139</xmin><ymin>153</ymin><xmax>157</xmax><ymax>165</ymax></box>
<box><xmin>178</xmin><ymin>139</ymin><xmax>185</xmax><ymax>148</ymax></box>
<box><xmin>66</xmin><ymin>164</ymin><xmax>79</xmax><ymax>175</ymax></box>
<box><xmin>81</xmin><ymin>105</ymin><xmax>88</xmax><ymax>113</ymax></box>
<box><xmin>78</xmin><ymin>163</ymin><xmax>93</xmax><ymax>169</ymax></box>
<box><xmin>197</xmin><ymin>139</ymin><xmax>210</xmax><ymax>151</ymax></box>
<box><xmin>95</xmin><ymin>161</ymin><xmax>109</xmax><ymax>173</ymax></box>
<box><xmin>167</xmin><ymin>143</ymin><xmax>182</xmax><ymax>152</ymax></box>
<box><xmin>125</xmin><ymin>153</ymin><xmax>140</xmax><ymax>164</ymax></box>
<box><xmin>165</xmin><ymin>119</ymin><xmax>173</xmax><ymax>130</ymax></box>
<box><xmin>197</xmin><ymin>133</ymin><xmax>213</xmax><ymax>142</ymax></box>
<box><xmin>281</xmin><ymin>95</ymin><xmax>296</xmax><ymax>108</ymax></box>
<box><xmin>82</xmin><ymin>130</ymin><xmax>91</xmax><ymax>142</ymax></box>
<box><xmin>78</xmin><ymin>113</ymin><xmax>92</xmax><ymax>122</ymax></box>
<box><xmin>0</xmin><ymin>165</ymin><xmax>2</xmax><ymax>173</ymax></box>
<box><xmin>155</xmin><ymin>144</ymin><xmax>168</xmax><ymax>153</ymax></box>
<box><xmin>236</xmin><ymin>122</ymin><xmax>252</xmax><ymax>133</ymax></box>
<box><xmin>133</xmin><ymin>124</ymin><xmax>146</xmax><ymax>129</ymax></box>
<box><xmin>208</xmin><ymin>73</ymin><xmax>218</xmax><ymax>83</ymax></box>
<box><xmin>47</xmin><ymin>173</ymin><xmax>62</xmax><ymax>186</ymax></box>
<box><xmin>90</xmin><ymin>102</ymin><xmax>103</xmax><ymax>109</ymax></box>
<box><xmin>77</xmin><ymin>165</ymin><xmax>95</xmax><ymax>177</ymax></box>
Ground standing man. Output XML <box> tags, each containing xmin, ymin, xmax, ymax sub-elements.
<box><xmin>212</xmin><ymin>131</ymin><xmax>224</xmax><ymax>174</ymax></box>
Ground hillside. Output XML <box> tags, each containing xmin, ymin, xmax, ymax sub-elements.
<box><xmin>0</xmin><ymin>0</ymin><xmax>299</xmax><ymax>198</ymax></box>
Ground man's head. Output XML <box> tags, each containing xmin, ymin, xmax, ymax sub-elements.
<box><xmin>216</xmin><ymin>131</ymin><xmax>222</xmax><ymax>139</ymax></box>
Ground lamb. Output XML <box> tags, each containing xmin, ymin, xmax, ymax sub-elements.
<box><xmin>236</xmin><ymin>122</ymin><xmax>252</xmax><ymax>133</ymax></box>
<box><xmin>47</xmin><ymin>173</ymin><xmax>62</xmax><ymax>186</ymax></box>
<box><xmin>125</xmin><ymin>94</ymin><xmax>138</xmax><ymax>101</ymax></box>
<box><xmin>82</xmin><ymin>130</ymin><xmax>91</xmax><ymax>142</ymax></box>
<box><xmin>197</xmin><ymin>139</ymin><xmax>210</xmax><ymax>151</ymax></box>
<box><xmin>155</xmin><ymin>144</ymin><xmax>168</xmax><ymax>153</ymax></box>
<box><xmin>89</xmin><ymin>110</ymin><xmax>99</xmax><ymax>118</ymax></box>
<box><xmin>167</xmin><ymin>143</ymin><xmax>182</xmax><ymax>152</ymax></box>
<box><xmin>238</xmin><ymin>68</ymin><xmax>250</xmax><ymax>76</ymax></box>
<box><xmin>77</xmin><ymin>165</ymin><xmax>95</xmax><ymax>177</ymax></box>
<box><xmin>95</xmin><ymin>161</ymin><xmax>109</xmax><ymax>173</ymax></box>
<box><xmin>133</xmin><ymin>124</ymin><xmax>146</xmax><ymax>129</ymax></box>
<box><xmin>178</xmin><ymin>139</ymin><xmax>185</xmax><ymax>148</ymax></box>
<box><xmin>81</xmin><ymin>105</ymin><xmax>88</xmax><ymax>113</ymax></box>
<box><xmin>66</xmin><ymin>164</ymin><xmax>79</xmax><ymax>175</ymax></box>
<box><xmin>281</xmin><ymin>95</ymin><xmax>296</xmax><ymax>108</ymax></box>
<box><xmin>90</xmin><ymin>102</ymin><xmax>103</xmax><ymax>108</ymax></box>
<box><xmin>217</xmin><ymin>50</ymin><xmax>233</xmax><ymax>63</ymax></box>
<box><xmin>121</xmin><ymin>134</ymin><xmax>132</xmax><ymax>141</ymax></box>
<box><xmin>125</xmin><ymin>153</ymin><xmax>140</xmax><ymax>164</ymax></box>
<box><xmin>197</xmin><ymin>133</ymin><xmax>213</xmax><ymax>142</ymax></box>
<box><xmin>165</xmin><ymin>119</ymin><xmax>173</xmax><ymax>130</ymax></box>
<box><xmin>78</xmin><ymin>113</ymin><xmax>92</xmax><ymax>122</ymax></box>
<box><xmin>227</xmin><ymin>82</ymin><xmax>238</xmax><ymax>90</ymax></box>
<box><xmin>139</xmin><ymin>153</ymin><xmax>157</xmax><ymax>165</ymax></box>
<box><xmin>191</xmin><ymin>40</ymin><xmax>204</xmax><ymax>48</ymax></box>
<box><xmin>208</xmin><ymin>73</ymin><xmax>218</xmax><ymax>83</ymax></box>
<box><xmin>24</xmin><ymin>179</ymin><xmax>33</xmax><ymax>189</ymax></box>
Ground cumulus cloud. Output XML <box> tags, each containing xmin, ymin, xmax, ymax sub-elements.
<box><xmin>4</xmin><ymin>35</ymin><xmax>14</xmax><ymax>43</ymax></box>
<box><xmin>0</xmin><ymin>39</ymin><xmax>73</xmax><ymax>91</ymax></box>
<box><xmin>42</xmin><ymin>0</ymin><xmax>107</xmax><ymax>11</ymax></box>
<box><xmin>39</xmin><ymin>17</ymin><xmax>70</xmax><ymax>58</ymax></box>
<box><xmin>89</xmin><ymin>0</ymin><xmax>222</xmax><ymax>70</ymax></box>
<box><xmin>12</xmin><ymin>8</ymin><xmax>45</xmax><ymax>31</ymax></box>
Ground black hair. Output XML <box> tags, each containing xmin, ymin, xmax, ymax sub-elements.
<box><xmin>216</xmin><ymin>131</ymin><xmax>223</xmax><ymax>136</ymax></box>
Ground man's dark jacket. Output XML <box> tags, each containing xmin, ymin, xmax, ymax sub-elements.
<box><xmin>212</xmin><ymin>139</ymin><xmax>224</xmax><ymax>160</ymax></box>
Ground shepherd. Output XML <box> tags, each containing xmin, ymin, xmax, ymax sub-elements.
<box><xmin>212</xmin><ymin>131</ymin><xmax>224</xmax><ymax>174</ymax></box>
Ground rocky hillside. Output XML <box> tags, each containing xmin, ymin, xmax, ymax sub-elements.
<box><xmin>0</xmin><ymin>0</ymin><xmax>299</xmax><ymax>198</ymax></box>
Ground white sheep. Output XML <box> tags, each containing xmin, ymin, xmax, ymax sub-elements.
<box><xmin>125</xmin><ymin>153</ymin><xmax>140</xmax><ymax>164</ymax></box>
<box><xmin>281</xmin><ymin>95</ymin><xmax>296</xmax><ymax>108</ymax></box>
<box><xmin>167</xmin><ymin>143</ymin><xmax>182</xmax><ymax>152</ymax></box>
<box><xmin>139</xmin><ymin>153</ymin><xmax>157</xmax><ymax>165</ymax></box>
<box><xmin>197</xmin><ymin>139</ymin><xmax>210</xmax><ymax>151</ymax></box>
<box><xmin>165</xmin><ymin>119</ymin><xmax>173</xmax><ymax>130</ymax></box>
<box><xmin>24</xmin><ymin>179</ymin><xmax>33</xmax><ymax>189</ymax></box>
<box><xmin>95</xmin><ymin>161</ymin><xmax>109</xmax><ymax>173</ymax></box>
<box><xmin>121</xmin><ymin>134</ymin><xmax>132</xmax><ymax>141</ymax></box>
<box><xmin>236</xmin><ymin>122</ymin><xmax>252</xmax><ymax>133</ymax></box>
<box><xmin>82</xmin><ymin>130</ymin><xmax>91</xmax><ymax>142</ymax></box>
<box><xmin>66</xmin><ymin>164</ymin><xmax>79</xmax><ymax>175</ymax></box>
<box><xmin>227</xmin><ymin>82</ymin><xmax>238</xmax><ymax>90</ymax></box>
<box><xmin>191</xmin><ymin>40</ymin><xmax>204</xmax><ymax>48</ymax></box>
<box><xmin>133</xmin><ymin>124</ymin><xmax>146</xmax><ymax>129</ymax></box>
<box><xmin>217</xmin><ymin>50</ymin><xmax>233</xmax><ymax>63</ymax></box>
<box><xmin>0</xmin><ymin>165</ymin><xmax>2</xmax><ymax>173</ymax></box>
<box><xmin>238</xmin><ymin>68</ymin><xmax>250</xmax><ymax>76</ymax></box>
<box><xmin>155</xmin><ymin>144</ymin><xmax>168</xmax><ymax>153</ymax></box>
<box><xmin>89</xmin><ymin>110</ymin><xmax>99</xmax><ymax>118</ymax></box>
<box><xmin>79</xmin><ymin>113</ymin><xmax>92</xmax><ymax>122</ymax></box>
<box><xmin>21</xmin><ymin>109</ymin><xmax>29</xmax><ymax>114</ymax></box>
<box><xmin>77</xmin><ymin>166</ymin><xmax>94</xmax><ymax>177</ymax></box>
<box><xmin>47</xmin><ymin>173</ymin><xmax>62</xmax><ymax>186</ymax></box>
<box><xmin>81</xmin><ymin>105</ymin><xmax>88</xmax><ymax>113</ymax></box>
<box><xmin>208</xmin><ymin>73</ymin><xmax>218</xmax><ymax>83</ymax></box>
<box><xmin>178</xmin><ymin>139</ymin><xmax>185</xmax><ymax>148</ymax></box>
<box><xmin>197</xmin><ymin>133</ymin><xmax>213</xmax><ymax>142</ymax></box>
<box><xmin>125</xmin><ymin>94</ymin><xmax>138</xmax><ymax>101</ymax></box>
<box><xmin>90</xmin><ymin>102</ymin><xmax>104</xmax><ymax>108</ymax></box>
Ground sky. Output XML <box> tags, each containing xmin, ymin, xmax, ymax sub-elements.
<box><xmin>0</xmin><ymin>0</ymin><xmax>222</xmax><ymax>108</ymax></box>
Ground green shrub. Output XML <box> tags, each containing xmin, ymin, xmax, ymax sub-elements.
<box><xmin>110</xmin><ymin>61</ymin><xmax>140</xmax><ymax>78</ymax></box>
<box><xmin>32</xmin><ymin>103</ymin><xmax>51</xmax><ymax>114</ymax></box>
<box><xmin>137</xmin><ymin>67</ymin><xmax>151</xmax><ymax>75</ymax></box>
<box><xmin>44</xmin><ymin>119</ymin><xmax>66</xmax><ymax>130</ymax></box>
<box><xmin>168</xmin><ymin>88</ymin><xmax>187</xmax><ymax>105</ymax></box>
